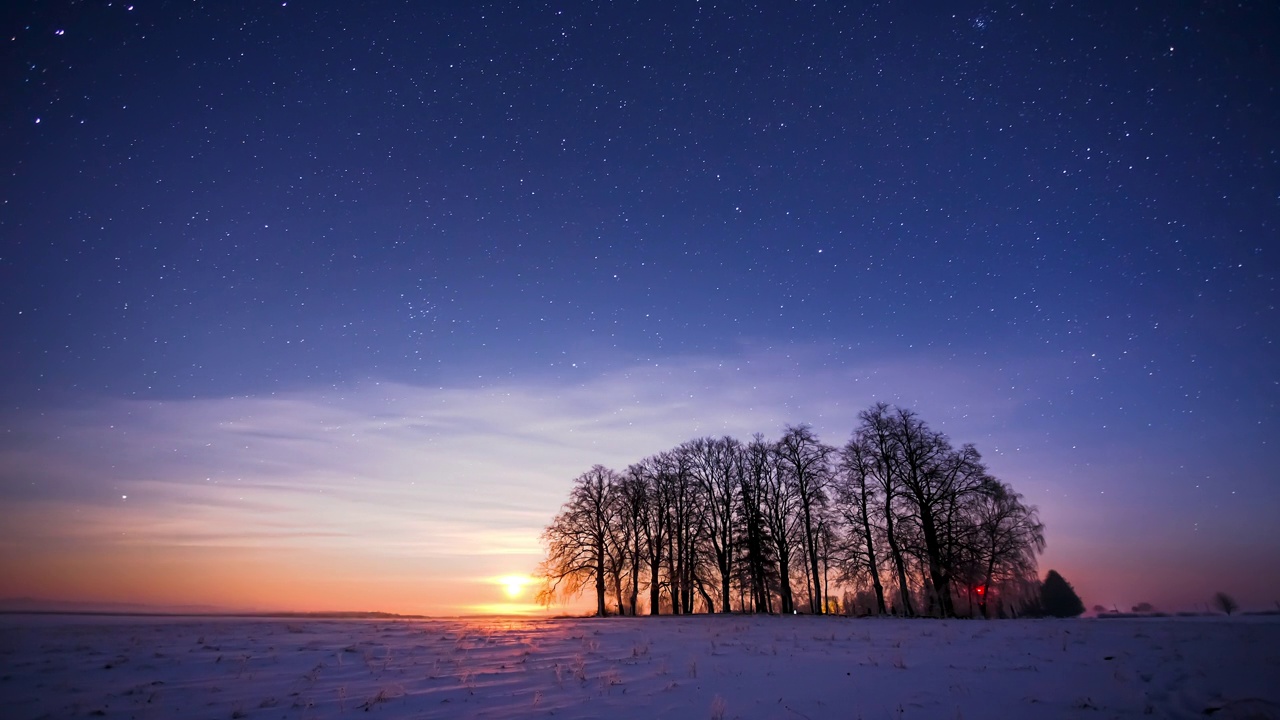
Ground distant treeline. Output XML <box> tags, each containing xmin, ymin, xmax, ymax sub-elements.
<box><xmin>538</xmin><ymin>403</ymin><xmax>1047</xmax><ymax>618</ymax></box>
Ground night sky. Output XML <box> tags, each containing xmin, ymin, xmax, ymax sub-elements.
<box><xmin>2</xmin><ymin>1</ymin><xmax>1277</xmax><ymax>615</ymax></box>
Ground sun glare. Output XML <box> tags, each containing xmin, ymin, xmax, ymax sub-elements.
<box><xmin>498</xmin><ymin>574</ymin><xmax>531</xmax><ymax>599</ymax></box>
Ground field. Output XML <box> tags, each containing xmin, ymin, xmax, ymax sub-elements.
<box><xmin>2</xmin><ymin>614</ymin><xmax>1277</xmax><ymax>719</ymax></box>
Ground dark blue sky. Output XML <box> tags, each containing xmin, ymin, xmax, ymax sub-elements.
<box><xmin>1</xmin><ymin>1</ymin><xmax>1277</xmax><ymax>613</ymax></box>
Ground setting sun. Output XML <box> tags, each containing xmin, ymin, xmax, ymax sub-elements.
<box><xmin>498</xmin><ymin>575</ymin><xmax>532</xmax><ymax>599</ymax></box>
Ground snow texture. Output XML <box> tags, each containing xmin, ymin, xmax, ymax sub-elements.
<box><xmin>2</xmin><ymin>614</ymin><xmax>1278</xmax><ymax>719</ymax></box>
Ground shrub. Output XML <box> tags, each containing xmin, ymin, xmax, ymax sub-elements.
<box><xmin>1213</xmin><ymin>592</ymin><xmax>1238</xmax><ymax>615</ymax></box>
<box><xmin>1040</xmin><ymin>570</ymin><xmax>1084</xmax><ymax>618</ymax></box>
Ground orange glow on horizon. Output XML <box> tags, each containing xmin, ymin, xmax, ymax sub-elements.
<box><xmin>467</xmin><ymin>602</ymin><xmax>548</xmax><ymax>616</ymax></box>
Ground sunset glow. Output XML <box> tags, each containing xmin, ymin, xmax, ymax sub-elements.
<box><xmin>499</xmin><ymin>575</ymin><xmax>533</xmax><ymax>600</ymax></box>
<box><xmin>1</xmin><ymin>1</ymin><xmax>1277</xmax><ymax>619</ymax></box>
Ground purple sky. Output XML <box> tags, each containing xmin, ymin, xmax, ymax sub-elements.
<box><xmin>1</xmin><ymin>1</ymin><xmax>1277</xmax><ymax>614</ymax></box>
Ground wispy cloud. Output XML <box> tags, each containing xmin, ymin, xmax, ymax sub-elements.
<box><xmin>6</xmin><ymin>344</ymin><xmax>1263</xmax><ymax>612</ymax></box>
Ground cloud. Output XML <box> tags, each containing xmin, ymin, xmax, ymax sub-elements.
<box><xmin>10</xmin><ymin>343</ymin><xmax>1262</xmax><ymax>612</ymax></box>
<box><xmin>0</xmin><ymin>345</ymin><xmax>1064</xmax><ymax>547</ymax></box>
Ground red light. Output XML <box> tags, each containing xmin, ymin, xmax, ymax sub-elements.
<box><xmin>976</xmin><ymin>586</ymin><xmax>985</xmax><ymax>596</ymax></box>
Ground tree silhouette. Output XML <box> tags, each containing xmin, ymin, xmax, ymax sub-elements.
<box><xmin>537</xmin><ymin>465</ymin><xmax>618</xmax><ymax>616</ymax></box>
<box><xmin>885</xmin><ymin>407</ymin><xmax>991</xmax><ymax>617</ymax></box>
<box><xmin>857</xmin><ymin>403</ymin><xmax>917</xmax><ymax>617</ymax></box>
<box><xmin>774</xmin><ymin>424</ymin><xmax>834</xmax><ymax>614</ymax></box>
<box><xmin>758</xmin><ymin>439</ymin><xmax>800</xmax><ymax>614</ymax></box>
<box><xmin>1040</xmin><ymin>569</ymin><xmax>1085</xmax><ymax>618</ymax></box>
<box><xmin>685</xmin><ymin>436</ymin><xmax>741</xmax><ymax>613</ymax></box>
<box><xmin>1213</xmin><ymin>592</ymin><xmax>1238</xmax><ymax>615</ymax></box>
<box><xmin>662</xmin><ymin>448</ymin><xmax>702</xmax><ymax>614</ymax></box>
<box><xmin>612</xmin><ymin>467</ymin><xmax>649</xmax><ymax>615</ymax></box>
<box><xmin>630</xmin><ymin>455</ymin><xmax>669</xmax><ymax>615</ymax></box>
<box><xmin>535</xmin><ymin>403</ymin><xmax>1049</xmax><ymax>619</ymax></box>
<box><xmin>973</xmin><ymin>481</ymin><xmax>1045</xmax><ymax>618</ymax></box>
<box><xmin>833</xmin><ymin>432</ymin><xmax>888</xmax><ymax>614</ymax></box>
<box><xmin>738</xmin><ymin>434</ymin><xmax>776</xmax><ymax>613</ymax></box>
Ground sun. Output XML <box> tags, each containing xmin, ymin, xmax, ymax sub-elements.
<box><xmin>498</xmin><ymin>575</ymin><xmax>531</xmax><ymax>599</ymax></box>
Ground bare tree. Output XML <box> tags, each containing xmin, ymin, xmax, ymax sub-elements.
<box><xmin>658</xmin><ymin>448</ymin><xmax>703</xmax><ymax>614</ymax></box>
<box><xmin>613</xmin><ymin>466</ymin><xmax>651</xmax><ymax>615</ymax></box>
<box><xmin>859</xmin><ymin>403</ymin><xmax>916</xmax><ymax>616</ymax></box>
<box><xmin>1213</xmin><ymin>592</ymin><xmax>1239</xmax><ymax>615</ymax></box>
<box><xmin>833</xmin><ymin>432</ymin><xmax>888</xmax><ymax>614</ymax></box>
<box><xmin>537</xmin><ymin>403</ymin><xmax>1050</xmax><ymax>622</ymax></box>
<box><xmin>739</xmin><ymin>434</ymin><xmax>776</xmax><ymax>613</ymax></box>
<box><xmin>537</xmin><ymin>465</ymin><xmax>618</xmax><ymax>616</ymax></box>
<box><xmin>684</xmin><ymin>436</ymin><xmax>741</xmax><ymax>613</ymax></box>
<box><xmin>886</xmin><ymin>409</ymin><xmax>955</xmax><ymax>616</ymax></box>
<box><xmin>759</xmin><ymin>439</ymin><xmax>800</xmax><ymax>614</ymax></box>
<box><xmin>631</xmin><ymin>455</ymin><xmax>669</xmax><ymax>615</ymax></box>
<box><xmin>972</xmin><ymin>480</ymin><xmax>1045</xmax><ymax>617</ymax></box>
<box><xmin>855</xmin><ymin>406</ymin><xmax>990</xmax><ymax>617</ymax></box>
<box><xmin>774</xmin><ymin>424</ymin><xmax>833</xmax><ymax>614</ymax></box>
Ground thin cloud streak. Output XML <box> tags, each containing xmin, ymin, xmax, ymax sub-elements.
<box><xmin>3</xmin><ymin>346</ymin><xmax>1268</xmax><ymax>613</ymax></box>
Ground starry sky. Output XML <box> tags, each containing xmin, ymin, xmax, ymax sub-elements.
<box><xmin>1</xmin><ymin>1</ymin><xmax>1277</xmax><ymax>616</ymax></box>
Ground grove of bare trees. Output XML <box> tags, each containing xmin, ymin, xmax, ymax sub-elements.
<box><xmin>536</xmin><ymin>403</ymin><xmax>1047</xmax><ymax>618</ymax></box>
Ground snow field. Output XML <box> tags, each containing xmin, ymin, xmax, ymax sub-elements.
<box><xmin>1</xmin><ymin>614</ymin><xmax>1277</xmax><ymax>719</ymax></box>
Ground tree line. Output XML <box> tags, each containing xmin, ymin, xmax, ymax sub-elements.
<box><xmin>536</xmin><ymin>403</ymin><xmax>1047</xmax><ymax>618</ymax></box>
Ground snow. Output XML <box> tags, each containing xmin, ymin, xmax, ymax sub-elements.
<box><xmin>2</xmin><ymin>614</ymin><xmax>1278</xmax><ymax>719</ymax></box>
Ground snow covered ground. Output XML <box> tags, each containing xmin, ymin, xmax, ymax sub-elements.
<box><xmin>2</xmin><ymin>614</ymin><xmax>1277</xmax><ymax>719</ymax></box>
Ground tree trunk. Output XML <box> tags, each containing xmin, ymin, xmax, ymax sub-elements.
<box><xmin>696</xmin><ymin>578</ymin><xmax>715</xmax><ymax>614</ymax></box>
<box><xmin>883</xmin><ymin>509</ymin><xmax>914</xmax><ymax>616</ymax></box>
<box><xmin>683</xmin><ymin>557</ymin><xmax>695</xmax><ymax>614</ymax></box>
<box><xmin>980</xmin><ymin>548</ymin><xmax>997</xmax><ymax>619</ymax></box>
<box><xmin>822</xmin><ymin>541</ymin><xmax>830</xmax><ymax>614</ymax></box>
<box><xmin>667</xmin><ymin>533</ymin><xmax>681</xmax><ymax>615</ymax></box>
<box><xmin>778</xmin><ymin>552</ymin><xmax>794</xmax><ymax>614</ymax></box>
<box><xmin>919</xmin><ymin>506</ymin><xmax>954</xmax><ymax>617</ymax></box>
<box><xmin>595</xmin><ymin>538</ymin><xmax>607</xmax><ymax>617</ymax></box>
<box><xmin>801</xmin><ymin>506</ymin><xmax>823</xmax><ymax>614</ymax></box>
<box><xmin>859</xmin><ymin>492</ymin><xmax>888</xmax><ymax>614</ymax></box>
<box><xmin>629</xmin><ymin>536</ymin><xmax>641</xmax><ymax>616</ymax></box>
<box><xmin>649</xmin><ymin>557</ymin><xmax>663</xmax><ymax>615</ymax></box>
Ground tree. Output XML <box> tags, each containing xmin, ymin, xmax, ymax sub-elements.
<box><xmin>758</xmin><ymin>439</ymin><xmax>799</xmax><ymax>614</ymax></box>
<box><xmin>882</xmin><ymin>407</ymin><xmax>990</xmax><ymax>617</ymax></box>
<box><xmin>775</xmin><ymin>424</ymin><xmax>834</xmax><ymax>614</ymax></box>
<box><xmin>659</xmin><ymin>448</ymin><xmax>702</xmax><ymax>614</ymax></box>
<box><xmin>537</xmin><ymin>465</ymin><xmax>618</xmax><ymax>616</ymax></box>
<box><xmin>613</xmin><ymin>466</ymin><xmax>650</xmax><ymax>615</ymax></box>
<box><xmin>1040</xmin><ymin>569</ymin><xmax>1085</xmax><ymax>618</ymax></box>
<box><xmin>972</xmin><ymin>481</ymin><xmax>1045</xmax><ymax>618</ymax></box>
<box><xmin>832</xmin><ymin>432</ymin><xmax>888</xmax><ymax>614</ymax></box>
<box><xmin>631</xmin><ymin>455</ymin><xmax>669</xmax><ymax>615</ymax></box>
<box><xmin>738</xmin><ymin>434</ymin><xmax>776</xmax><ymax>613</ymax></box>
<box><xmin>685</xmin><ymin>436</ymin><xmax>741</xmax><ymax>613</ymax></box>
<box><xmin>536</xmin><ymin>403</ymin><xmax>1051</xmax><ymax>620</ymax></box>
<box><xmin>858</xmin><ymin>403</ymin><xmax>916</xmax><ymax>616</ymax></box>
<box><xmin>1213</xmin><ymin>592</ymin><xmax>1238</xmax><ymax>615</ymax></box>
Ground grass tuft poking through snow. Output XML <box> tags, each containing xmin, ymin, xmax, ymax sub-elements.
<box><xmin>709</xmin><ymin>693</ymin><xmax>728</xmax><ymax>720</ymax></box>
